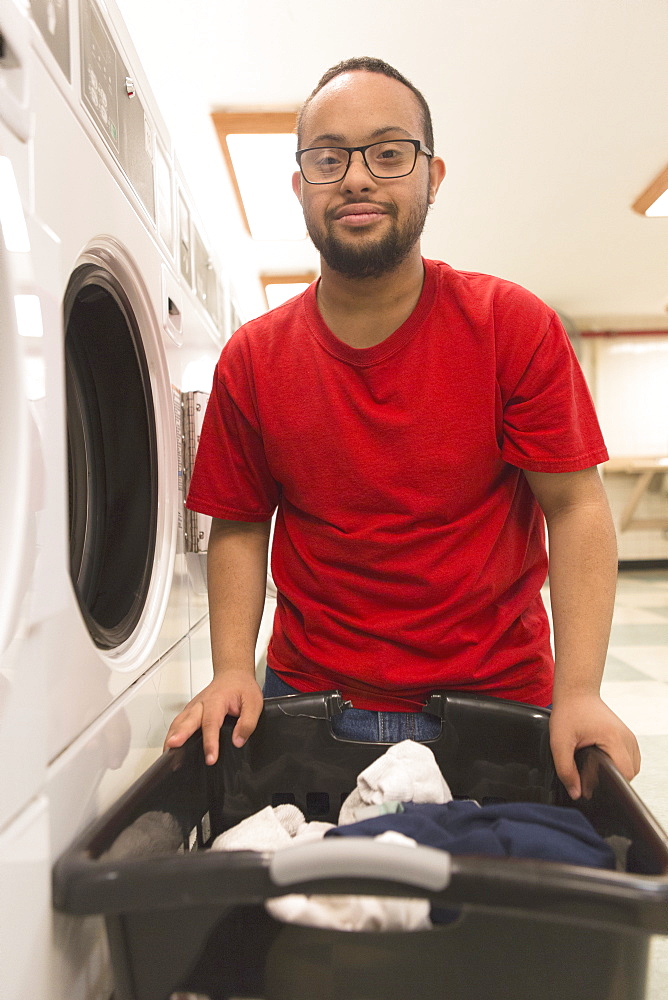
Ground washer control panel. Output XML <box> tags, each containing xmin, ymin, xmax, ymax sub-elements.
<box><xmin>80</xmin><ymin>0</ymin><xmax>155</xmax><ymax>220</ymax></box>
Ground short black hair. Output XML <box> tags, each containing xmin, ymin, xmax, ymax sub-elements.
<box><xmin>297</xmin><ymin>57</ymin><xmax>434</xmax><ymax>153</ymax></box>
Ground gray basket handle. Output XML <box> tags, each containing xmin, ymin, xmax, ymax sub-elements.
<box><xmin>269</xmin><ymin>837</ymin><xmax>452</xmax><ymax>891</ymax></box>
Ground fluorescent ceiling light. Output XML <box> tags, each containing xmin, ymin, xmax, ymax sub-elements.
<box><xmin>226</xmin><ymin>133</ymin><xmax>306</xmax><ymax>241</ymax></box>
<box><xmin>265</xmin><ymin>282</ymin><xmax>310</xmax><ymax>310</ymax></box>
<box><xmin>632</xmin><ymin>163</ymin><xmax>668</xmax><ymax>217</ymax></box>
<box><xmin>644</xmin><ymin>189</ymin><xmax>668</xmax><ymax>218</ymax></box>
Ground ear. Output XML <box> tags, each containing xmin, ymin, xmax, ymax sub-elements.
<box><xmin>428</xmin><ymin>156</ymin><xmax>446</xmax><ymax>205</ymax></box>
<box><xmin>292</xmin><ymin>170</ymin><xmax>303</xmax><ymax>204</ymax></box>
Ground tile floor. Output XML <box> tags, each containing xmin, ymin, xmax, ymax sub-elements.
<box><xmin>606</xmin><ymin>569</ymin><xmax>668</xmax><ymax>1000</ymax></box>
<box><xmin>546</xmin><ymin>568</ymin><xmax>668</xmax><ymax>1000</ymax></box>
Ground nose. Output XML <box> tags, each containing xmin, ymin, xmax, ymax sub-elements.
<box><xmin>340</xmin><ymin>150</ymin><xmax>377</xmax><ymax>192</ymax></box>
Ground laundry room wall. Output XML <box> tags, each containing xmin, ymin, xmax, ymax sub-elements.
<box><xmin>581</xmin><ymin>330</ymin><xmax>668</xmax><ymax>562</ymax></box>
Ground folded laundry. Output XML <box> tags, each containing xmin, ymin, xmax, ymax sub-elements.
<box><xmin>328</xmin><ymin>800</ymin><xmax>617</xmax><ymax>870</ymax></box>
<box><xmin>338</xmin><ymin>739</ymin><xmax>452</xmax><ymax>825</ymax></box>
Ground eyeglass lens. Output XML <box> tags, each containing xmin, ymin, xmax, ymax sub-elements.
<box><xmin>300</xmin><ymin>140</ymin><xmax>418</xmax><ymax>183</ymax></box>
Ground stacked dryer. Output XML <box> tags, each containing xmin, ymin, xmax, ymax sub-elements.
<box><xmin>0</xmin><ymin>0</ymin><xmax>226</xmax><ymax>996</ymax></box>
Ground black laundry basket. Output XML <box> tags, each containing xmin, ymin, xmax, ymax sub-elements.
<box><xmin>53</xmin><ymin>691</ymin><xmax>668</xmax><ymax>1000</ymax></box>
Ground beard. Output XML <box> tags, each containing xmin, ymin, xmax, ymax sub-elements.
<box><xmin>303</xmin><ymin>189</ymin><xmax>430</xmax><ymax>279</ymax></box>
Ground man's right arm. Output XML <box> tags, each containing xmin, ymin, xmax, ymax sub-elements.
<box><xmin>163</xmin><ymin>517</ymin><xmax>271</xmax><ymax>764</ymax></box>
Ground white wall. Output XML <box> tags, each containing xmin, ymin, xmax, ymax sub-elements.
<box><xmin>588</xmin><ymin>335</ymin><xmax>668</xmax><ymax>561</ymax></box>
<box><xmin>593</xmin><ymin>336</ymin><xmax>668</xmax><ymax>458</ymax></box>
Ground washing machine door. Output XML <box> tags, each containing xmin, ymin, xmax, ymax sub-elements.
<box><xmin>64</xmin><ymin>259</ymin><xmax>159</xmax><ymax>650</ymax></box>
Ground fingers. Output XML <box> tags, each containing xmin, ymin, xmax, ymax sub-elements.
<box><xmin>164</xmin><ymin>697</ymin><xmax>227</xmax><ymax>765</ymax></box>
<box><xmin>163</xmin><ymin>675</ymin><xmax>264</xmax><ymax>764</ymax></box>
<box><xmin>231</xmin><ymin>688</ymin><xmax>264</xmax><ymax>749</ymax></box>
<box><xmin>625</xmin><ymin>725</ymin><xmax>642</xmax><ymax>778</ymax></box>
<box><xmin>164</xmin><ymin>701</ymin><xmax>204</xmax><ymax>753</ymax></box>
<box><xmin>588</xmin><ymin>716</ymin><xmax>641</xmax><ymax>783</ymax></box>
<box><xmin>202</xmin><ymin>714</ymin><xmax>224</xmax><ymax>765</ymax></box>
<box><xmin>550</xmin><ymin>736</ymin><xmax>582</xmax><ymax>800</ymax></box>
<box><xmin>549</xmin><ymin>696</ymin><xmax>642</xmax><ymax>800</ymax></box>
<box><xmin>611</xmin><ymin>733</ymin><xmax>641</xmax><ymax>783</ymax></box>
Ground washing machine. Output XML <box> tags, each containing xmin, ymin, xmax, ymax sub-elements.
<box><xmin>0</xmin><ymin>2</ymin><xmax>63</xmax><ymax>996</ymax></box>
<box><xmin>2</xmin><ymin>0</ymin><xmax>223</xmax><ymax>995</ymax></box>
<box><xmin>22</xmin><ymin>0</ymin><xmax>223</xmax><ymax>766</ymax></box>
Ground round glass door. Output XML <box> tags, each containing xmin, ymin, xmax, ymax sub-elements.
<box><xmin>64</xmin><ymin>263</ymin><xmax>158</xmax><ymax>649</ymax></box>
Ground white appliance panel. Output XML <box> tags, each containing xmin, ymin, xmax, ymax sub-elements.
<box><xmin>0</xmin><ymin>4</ymin><xmax>64</xmax><ymax>825</ymax></box>
<box><xmin>0</xmin><ymin>796</ymin><xmax>51</xmax><ymax>1000</ymax></box>
<box><xmin>26</xmin><ymin>46</ymin><xmax>193</xmax><ymax>757</ymax></box>
<box><xmin>47</xmin><ymin>639</ymin><xmax>190</xmax><ymax>1000</ymax></box>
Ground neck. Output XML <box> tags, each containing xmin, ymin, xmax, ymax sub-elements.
<box><xmin>316</xmin><ymin>248</ymin><xmax>426</xmax><ymax>349</ymax></box>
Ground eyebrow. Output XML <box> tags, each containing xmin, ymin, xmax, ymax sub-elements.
<box><xmin>307</xmin><ymin>126</ymin><xmax>414</xmax><ymax>146</ymax></box>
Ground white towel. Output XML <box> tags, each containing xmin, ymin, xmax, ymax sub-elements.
<box><xmin>211</xmin><ymin>805</ymin><xmax>335</xmax><ymax>852</ymax></box>
<box><xmin>210</xmin><ymin>806</ymin><xmax>431</xmax><ymax>931</ymax></box>
<box><xmin>273</xmin><ymin>803</ymin><xmax>306</xmax><ymax>837</ymax></box>
<box><xmin>293</xmin><ymin>820</ymin><xmax>338</xmax><ymax>845</ymax></box>
<box><xmin>265</xmin><ymin>888</ymin><xmax>431</xmax><ymax>932</ymax></box>
<box><xmin>211</xmin><ymin>804</ymin><xmax>301</xmax><ymax>852</ymax></box>
<box><xmin>265</xmin><ymin>832</ymin><xmax>432</xmax><ymax>931</ymax></box>
<box><xmin>338</xmin><ymin>740</ymin><xmax>452</xmax><ymax>825</ymax></box>
<box><xmin>209</xmin><ymin>742</ymin><xmax>451</xmax><ymax>932</ymax></box>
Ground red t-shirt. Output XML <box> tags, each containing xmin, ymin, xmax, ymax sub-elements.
<box><xmin>187</xmin><ymin>259</ymin><xmax>608</xmax><ymax>710</ymax></box>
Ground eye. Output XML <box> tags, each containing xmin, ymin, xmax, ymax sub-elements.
<box><xmin>313</xmin><ymin>149</ymin><xmax>347</xmax><ymax>170</ymax></box>
<box><xmin>369</xmin><ymin>141</ymin><xmax>412</xmax><ymax>167</ymax></box>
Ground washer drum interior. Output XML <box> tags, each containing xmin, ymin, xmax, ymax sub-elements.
<box><xmin>65</xmin><ymin>262</ymin><xmax>158</xmax><ymax>649</ymax></box>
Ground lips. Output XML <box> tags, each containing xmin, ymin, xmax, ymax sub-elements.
<box><xmin>332</xmin><ymin>203</ymin><xmax>388</xmax><ymax>222</ymax></box>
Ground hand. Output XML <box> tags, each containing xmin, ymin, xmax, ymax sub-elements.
<box><xmin>163</xmin><ymin>670</ymin><xmax>264</xmax><ymax>764</ymax></box>
<box><xmin>549</xmin><ymin>693</ymin><xmax>641</xmax><ymax>799</ymax></box>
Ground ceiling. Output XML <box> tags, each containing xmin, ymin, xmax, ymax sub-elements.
<box><xmin>115</xmin><ymin>0</ymin><xmax>668</xmax><ymax>329</ymax></box>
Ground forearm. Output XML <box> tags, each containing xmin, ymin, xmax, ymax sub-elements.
<box><xmin>207</xmin><ymin>517</ymin><xmax>272</xmax><ymax>677</ymax></box>
<box><xmin>546</xmin><ymin>493</ymin><xmax>617</xmax><ymax>702</ymax></box>
<box><xmin>523</xmin><ymin>467</ymin><xmax>637</xmax><ymax>796</ymax></box>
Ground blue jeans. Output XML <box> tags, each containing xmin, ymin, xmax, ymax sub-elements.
<box><xmin>262</xmin><ymin>666</ymin><xmax>442</xmax><ymax>742</ymax></box>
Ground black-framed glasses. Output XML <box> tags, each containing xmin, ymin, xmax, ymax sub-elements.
<box><xmin>296</xmin><ymin>139</ymin><xmax>433</xmax><ymax>185</ymax></box>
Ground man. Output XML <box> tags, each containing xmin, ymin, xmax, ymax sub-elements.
<box><xmin>165</xmin><ymin>57</ymin><xmax>640</xmax><ymax>799</ymax></box>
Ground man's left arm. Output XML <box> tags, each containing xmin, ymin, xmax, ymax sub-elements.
<box><xmin>524</xmin><ymin>466</ymin><xmax>641</xmax><ymax>799</ymax></box>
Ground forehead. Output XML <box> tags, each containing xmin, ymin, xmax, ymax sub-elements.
<box><xmin>300</xmin><ymin>71</ymin><xmax>424</xmax><ymax>146</ymax></box>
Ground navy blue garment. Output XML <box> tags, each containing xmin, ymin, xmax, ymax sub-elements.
<box><xmin>327</xmin><ymin>800</ymin><xmax>616</xmax><ymax>870</ymax></box>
